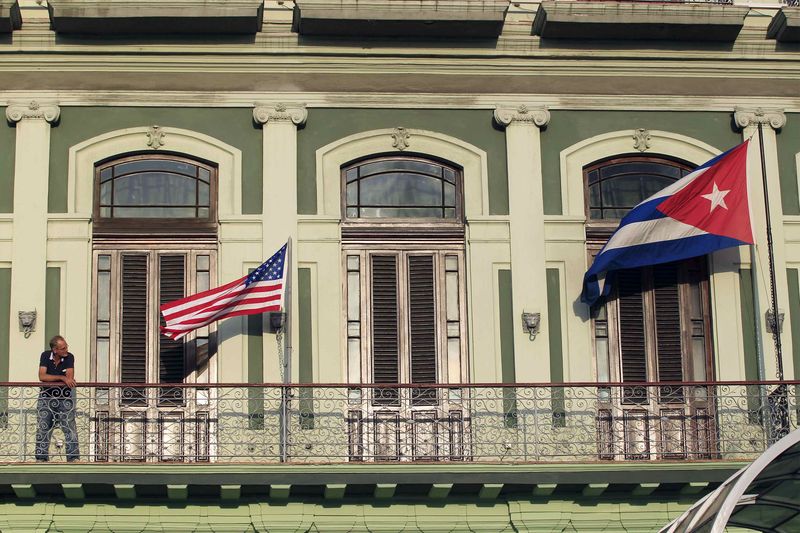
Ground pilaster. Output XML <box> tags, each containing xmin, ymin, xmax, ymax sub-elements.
<box><xmin>494</xmin><ymin>105</ymin><xmax>551</xmax><ymax>382</ymax></box>
<box><xmin>253</xmin><ymin>104</ymin><xmax>307</xmax><ymax>382</ymax></box>
<box><xmin>733</xmin><ymin>107</ymin><xmax>793</xmax><ymax>380</ymax></box>
<box><xmin>6</xmin><ymin>101</ymin><xmax>59</xmax><ymax>378</ymax></box>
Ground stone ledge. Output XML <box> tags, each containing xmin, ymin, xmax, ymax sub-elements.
<box><xmin>292</xmin><ymin>0</ymin><xmax>507</xmax><ymax>38</ymax></box>
<box><xmin>767</xmin><ymin>7</ymin><xmax>800</xmax><ymax>42</ymax></box>
<box><xmin>533</xmin><ymin>1</ymin><xmax>748</xmax><ymax>42</ymax></box>
<box><xmin>0</xmin><ymin>1</ymin><xmax>21</xmax><ymax>33</ymax></box>
<box><xmin>47</xmin><ymin>0</ymin><xmax>264</xmax><ymax>34</ymax></box>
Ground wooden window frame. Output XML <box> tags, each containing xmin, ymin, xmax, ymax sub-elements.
<box><xmin>340</xmin><ymin>154</ymin><xmax>465</xmax><ymax>227</ymax></box>
<box><xmin>93</xmin><ymin>153</ymin><xmax>218</xmax><ymax>237</ymax></box>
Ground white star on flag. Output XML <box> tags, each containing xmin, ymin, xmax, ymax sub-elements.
<box><xmin>701</xmin><ymin>182</ymin><xmax>730</xmax><ymax>212</ymax></box>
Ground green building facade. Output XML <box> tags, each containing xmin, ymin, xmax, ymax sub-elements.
<box><xmin>0</xmin><ymin>0</ymin><xmax>799</xmax><ymax>530</ymax></box>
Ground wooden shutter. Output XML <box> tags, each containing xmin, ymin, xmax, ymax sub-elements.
<box><xmin>617</xmin><ymin>269</ymin><xmax>647</xmax><ymax>385</ymax></box>
<box><xmin>408</xmin><ymin>255</ymin><xmax>437</xmax><ymax>384</ymax></box>
<box><xmin>159</xmin><ymin>255</ymin><xmax>185</xmax><ymax>384</ymax></box>
<box><xmin>371</xmin><ymin>255</ymin><xmax>399</xmax><ymax>384</ymax></box>
<box><xmin>121</xmin><ymin>254</ymin><xmax>148</xmax><ymax>383</ymax></box>
<box><xmin>653</xmin><ymin>263</ymin><xmax>683</xmax><ymax>383</ymax></box>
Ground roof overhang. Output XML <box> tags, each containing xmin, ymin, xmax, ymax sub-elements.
<box><xmin>533</xmin><ymin>1</ymin><xmax>748</xmax><ymax>42</ymax></box>
<box><xmin>47</xmin><ymin>1</ymin><xmax>265</xmax><ymax>34</ymax></box>
<box><xmin>292</xmin><ymin>0</ymin><xmax>508</xmax><ymax>38</ymax></box>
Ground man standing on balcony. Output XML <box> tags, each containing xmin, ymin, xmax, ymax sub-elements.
<box><xmin>35</xmin><ymin>335</ymin><xmax>80</xmax><ymax>462</ymax></box>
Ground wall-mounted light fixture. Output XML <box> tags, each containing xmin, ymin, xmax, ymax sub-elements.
<box><xmin>521</xmin><ymin>311</ymin><xmax>541</xmax><ymax>340</ymax></box>
<box><xmin>18</xmin><ymin>310</ymin><xmax>37</xmax><ymax>339</ymax></box>
<box><xmin>766</xmin><ymin>309</ymin><xmax>784</xmax><ymax>335</ymax></box>
<box><xmin>267</xmin><ymin>311</ymin><xmax>286</xmax><ymax>334</ymax></box>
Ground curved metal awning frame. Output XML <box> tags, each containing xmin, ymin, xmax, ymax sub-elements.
<box><xmin>661</xmin><ymin>427</ymin><xmax>800</xmax><ymax>532</ymax></box>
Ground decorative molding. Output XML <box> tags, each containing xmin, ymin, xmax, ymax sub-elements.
<box><xmin>493</xmin><ymin>105</ymin><xmax>550</xmax><ymax>128</ymax></box>
<box><xmin>253</xmin><ymin>104</ymin><xmax>308</xmax><ymax>126</ymax></box>
<box><xmin>5</xmin><ymin>101</ymin><xmax>60</xmax><ymax>124</ymax></box>
<box><xmin>146</xmin><ymin>125</ymin><xmax>165</xmax><ymax>150</ymax></box>
<box><xmin>734</xmin><ymin>107</ymin><xmax>786</xmax><ymax>130</ymax></box>
<box><xmin>391</xmin><ymin>127</ymin><xmax>410</xmax><ymax>151</ymax></box>
<box><xmin>633</xmin><ymin>128</ymin><xmax>651</xmax><ymax>152</ymax></box>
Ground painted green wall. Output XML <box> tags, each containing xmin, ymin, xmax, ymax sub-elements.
<box><xmin>738</xmin><ymin>268</ymin><xmax>760</xmax><ymax>382</ymax></box>
<box><xmin>777</xmin><ymin>114</ymin><xmax>800</xmax><ymax>215</ymax></box>
<box><xmin>546</xmin><ymin>268</ymin><xmax>563</xmax><ymax>383</ymax></box>
<box><xmin>0</xmin><ymin>107</ymin><xmax>15</xmax><ymax>213</ymax></box>
<box><xmin>48</xmin><ymin>107</ymin><xmax>262</xmax><ymax>214</ymax></box>
<box><xmin>44</xmin><ymin>267</ymin><xmax>61</xmax><ymax>351</ymax></box>
<box><xmin>498</xmin><ymin>270</ymin><xmax>515</xmax><ymax>383</ymax></box>
<box><xmin>0</xmin><ymin>268</ymin><xmax>10</xmax><ymax>381</ymax></box>
<box><xmin>297</xmin><ymin>109</ymin><xmax>508</xmax><ymax>215</ymax></box>
<box><xmin>541</xmin><ymin>111</ymin><xmax>740</xmax><ymax>215</ymax></box>
<box><xmin>298</xmin><ymin>268</ymin><xmax>312</xmax><ymax>384</ymax></box>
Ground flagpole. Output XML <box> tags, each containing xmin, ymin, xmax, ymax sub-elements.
<box><xmin>757</xmin><ymin>123</ymin><xmax>784</xmax><ymax>381</ymax></box>
<box><xmin>280</xmin><ymin>237</ymin><xmax>293</xmax><ymax>463</ymax></box>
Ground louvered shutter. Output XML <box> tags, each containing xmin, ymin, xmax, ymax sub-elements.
<box><xmin>121</xmin><ymin>254</ymin><xmax>148</xmax><ymax>383</ymax></box>
<box><xmin>371</xmin><ymin>255</ymin><xmax>399</xmax><ymax>384</ymax></box>
<box><xmin>617</xmin><ymin>269</ymin><xmax>647</xmax><ymax>384</ymax></box>
<box><xmin>653</xmin><ymin>263</ymin><xmax>683</xmax><ymax>383</ymax></box>
<box><xmin>617</xmin><ymin>268</ymin><xmax>648</xmax><ymax>403</ymax></box>
<box><xmin>408</xmin><ymin>255</ymin><xmax>437</xmax><ymax>384</ymax></box>
<box><xmin>159</xmin><ymin>255</ymin><xmax>185</xmax><ymax>384</ymax></box>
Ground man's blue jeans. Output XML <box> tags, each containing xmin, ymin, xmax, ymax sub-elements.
<box><xmin>35</xmin><ymin>392</ymin><xmax>80</xmax><ymax>462</ymax></box>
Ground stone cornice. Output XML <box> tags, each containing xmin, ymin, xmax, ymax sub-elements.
<box><xmin>253</xmin><ymin>104</ymin><xmax>307</xmax><ymax>126</ymax></box>
<box><xmin>733</xmin><ymin>107</ymin><xmax>786</xmax><ymax>130</ymax></box>
<box><xmin>494</xmin><ymin>105</ymin><xmax>550</xmax><ymax>128</ymax></box>
<box><xmin>5</xmin><ymin>101</ymin><xmax>60</xmax><ymax>124</ymax></box>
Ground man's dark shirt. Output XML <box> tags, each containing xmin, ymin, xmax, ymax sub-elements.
<box><xmin>39</xmin><ymin>351</ymin><xmax>75</xmax><ymax>398</ymax></box>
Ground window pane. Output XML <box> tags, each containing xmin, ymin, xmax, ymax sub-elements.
<box><xmin>692</xmin><ymin>338</ymin><xmax>707</xmax><ymax>381</ymax></box>
<box><xmin>444</xmin><ymin>208</ymin><xmax>456</xmax><ymax>219</ymax></box>
<box><xmin>115</xmin><ymin>159</ymin><xmax>196</xmax><ymax>177</ymax></box>
<box><xmin>359</xmin><ymin>173</ymin><xmax>443</xmax><ymax>207</ymax></box>
<box><xmin>98</xmin><ymin>254</ymin><xmax>111</xmax><ymax>271</ymax></box>
<box><xmin>346</xmin><ymin>182</ymin><xmax>358</xmax><ymax>206</ymax></box>
<box><xmin>196</xmin><ymin>255</ymin><xmax>210</xmax><ymax>271</ymax></box>
<box><xmin>347</xmin><ymin>271</ymin><xmax>360</xmax><ymax>321</ymax></box>
<box><xmin>360</xmin><ymin>207</ymin><xmax>442</xmax><ymax>218</ymax></box>
<box><xmin>444</xmin><ymin>183</ymin><xmax>455</xmax><ymax>206</ymax></box>
<box><xmin>198</xmin><ymin>168</ymin><xmax>210</xmax><ymax>183</ymax></box>
<box><xmin>100</xmin><ymin>167</ymin><xmax>113</xmax><ymax>182</ymax></box>
<box><xmin>96</xmin><ymin>338</ymin><xmax>110</xmax><ymax>382</ymax></box>
<box><xmin>443</xmin><ymin>168</ymin><xmax>456</xmax><ymax>184</ymax></box>
<box><xmin>588</xmin><ymin>183</ymin><xmax>601</xmax><ymax>209</ymax></box>
<box><xmin>198</xmin><ymin>208</ymin><xmax>209</xmax><ymax>218</ymax></box>
<box><xmin>114</xmin><ymin>207</ymin><xmax>197</xmax><ymax>218</ymax></box>
<box><xmin>198</xmin><ymin>183</ymin><xmax>209</xmax><ymax>206</ymax></box>
<box><xmin>97</xmin><ymin>322</ymin><xmax>110</xmax><ymax>337</ymax></box>
<box><xmin>113</xmin><ymin>173</ymin><xmax>197</xmax><ymax>206</ymax></box>
<box><xmin>100</xmin><ymin>182</ymin><xmax>112</xmax><ymax>205</ymax></box>
<box><xmin>346</xmin><ymin>168</ymin><xmax>359</xmax><ymax>183</ymax></box>
<box><xmin>360</xmin><ymin>160</ymin><xmax>441</xmax><ymax>177</ymax></box>
<box><xmin>97</xmin><ymin>271</ymin><xmax>111</xmax><ymax>321</ymax></box>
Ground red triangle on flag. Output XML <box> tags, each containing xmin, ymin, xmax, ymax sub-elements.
<box><xmin>657</xmin><ymin>141</ymin><xmax>753</xmax><ymax>244</ymax></box>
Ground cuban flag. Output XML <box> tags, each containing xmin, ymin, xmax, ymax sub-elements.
<box><xmin>581</xmin><ymin>141</ymin><xmax>753</xmax><ymax>307</ymax></box>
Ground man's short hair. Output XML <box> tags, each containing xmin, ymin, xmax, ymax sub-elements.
<box><xmin>49</xmin><ymin>335</ymin><xmax>66</xmax><ymax>350</ymax></box>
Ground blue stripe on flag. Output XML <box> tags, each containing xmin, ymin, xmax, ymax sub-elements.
<box><xmin>582</xmin><ymin>233</ymin><xmax>745</xmax><ymax>305</ymax></box>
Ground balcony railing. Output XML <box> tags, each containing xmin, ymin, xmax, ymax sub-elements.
<box><xmin>0</xmin><ymin>381</ymin><xmax>796</xmax><ymax>463</ymax></box>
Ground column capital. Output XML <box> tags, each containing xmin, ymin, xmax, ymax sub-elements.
<box><xmin>253</xmin><ymin>104</ymin><xmax>307</xmax><ymax>126</ymax></box>
<box><xmin>734</xmin><ymin>107</ymin><xmax>786</xmax><ymax>131</ymax></box>
<box><xmin>6</xmin><ymin>101</ymin><xmax>60</xmax><ymax>124</ymax></box>
<box><xmin>494</xmin><ymin>105</ymin><xmax>550</xmax><ymax>128</ymax></box>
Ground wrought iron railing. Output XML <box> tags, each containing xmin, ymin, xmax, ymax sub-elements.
<box><xmin>0</xmin><ymin>381</ymin><xmax>796</xmax><ymax>463</ymax></box>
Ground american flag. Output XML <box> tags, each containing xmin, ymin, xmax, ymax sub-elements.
<box><xmin>160</xmin><ymin>243</ymin><xmax>287</xmax><ymax>340</ymax></box>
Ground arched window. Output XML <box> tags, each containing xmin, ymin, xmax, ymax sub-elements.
<box><xmin>94</xmin><ymin>154</ymin><xmax>216</xmax><ymax>234</ymax></box>
<box><xmin>341</xmin><ymin>155</ymin><xmax>468</xmax><ymax>462</ymax></box>
<box><xmin>585</xmin><ymin>155</ymin><xmax>714</xmax><ymax>461</ymax></box>
<box><xmin>586</xmin><ymin>157</ymin><xmax>692</xmax><ymax>221</ymax></box>
<box><xmin>342</xmin><ymin>156</ymin><xmax>462</xmax><ymax>221</ymax></box>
